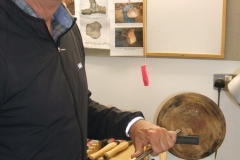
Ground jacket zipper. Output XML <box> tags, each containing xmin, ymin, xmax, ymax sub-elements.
<box><xmin>43</xmin><ymin>17</ymin><xmax>85</xmax><ymax>159</ymax></box>
<box><xmin>57</xmin><ymin>19</ymin><xmax>86</xmax><ymax>160</ymax></box>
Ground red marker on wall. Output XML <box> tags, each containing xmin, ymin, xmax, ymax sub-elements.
<box><xmin>141</xmin><ymin>64</ymin><xmax>149</xmax><ymax>86</ymax></box>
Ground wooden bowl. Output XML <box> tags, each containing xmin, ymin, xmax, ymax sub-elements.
<box><xmin>157</xmin><ymin>93</ymin><xmax>226</xmax><ymax>159</ymax></box>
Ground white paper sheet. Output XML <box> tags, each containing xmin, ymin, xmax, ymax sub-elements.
<box><xmin>76</xmin><ymin>0</ymin><xmax>110</xmax><ymax>49</ymax></box>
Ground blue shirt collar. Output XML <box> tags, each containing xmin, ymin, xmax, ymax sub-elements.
<box><xmin>12</xmin><ymin>0</ymin><xmax>74</xmax><ymax>41</ymax></box>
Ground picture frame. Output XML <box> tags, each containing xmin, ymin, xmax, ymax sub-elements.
<box><xmin>143</xmin><ymin>0</ymin><xmax>227</xmax><ymax>59</ymax></box>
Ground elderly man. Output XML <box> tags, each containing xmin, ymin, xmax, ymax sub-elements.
<box><xmin>0</xmin><ymin>0</ymin><xmax>177</xmax><ymax>159</ymax></box>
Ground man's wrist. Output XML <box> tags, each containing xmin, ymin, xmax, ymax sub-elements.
<box><xmin>125</xmin><ymin>117</ymin><xmax>144</xmax><ymax>137</ymax></box>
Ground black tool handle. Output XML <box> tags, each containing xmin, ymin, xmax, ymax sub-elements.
<box><xmin>176</xmin><ymin>135</ymin><xmax>199</xmax><ymax>145</ymax></box>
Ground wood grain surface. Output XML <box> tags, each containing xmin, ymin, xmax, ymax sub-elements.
<box><xmin>157</xmin><ymin>93</ymin><xmax>226</xmax><ymax>160</ymax></box>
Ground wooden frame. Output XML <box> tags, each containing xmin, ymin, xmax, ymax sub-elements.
<box><xmin>143</xmin><ymin>0</ymin><xmax>227</xmax><ymax>59</ymax></box>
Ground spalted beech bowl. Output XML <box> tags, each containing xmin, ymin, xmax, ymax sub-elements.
<box><xmin>157</xmin><ymin>93</ymin><xmax>226</xmax><ymax>160</ymax></box>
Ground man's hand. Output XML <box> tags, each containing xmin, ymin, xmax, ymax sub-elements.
<box><xmin>129</xmin><ymin>120</ymin><xmax>177</xmax><ymax>158</ymax></box>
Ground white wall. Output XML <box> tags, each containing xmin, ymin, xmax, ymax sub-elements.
<box><xmin>85</xmin><ymin>56</ymin><xmax>240</xmax><ymax>160</ymax></box>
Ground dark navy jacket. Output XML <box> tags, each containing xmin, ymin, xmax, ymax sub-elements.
<box><xmin>0</xmin><ymin>0</ymin><xmax>143</xmax><ymax>159</ymax></box>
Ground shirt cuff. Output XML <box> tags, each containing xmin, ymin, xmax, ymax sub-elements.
<box><xmin>125</xmin><ymin>116</ymin><xmax>144</xmax><ymax>137</ymax></box>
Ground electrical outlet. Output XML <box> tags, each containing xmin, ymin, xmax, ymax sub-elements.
<box><xmin>213</xmin><ymin>74</ymin><xmax>237</xmax><ymax>91</ymax></box>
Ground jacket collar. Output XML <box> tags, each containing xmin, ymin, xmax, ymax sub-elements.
<box><xmin>4</xmin><ymin>0</ymin><xmax>75</xmax><ymax>41</ymax></box>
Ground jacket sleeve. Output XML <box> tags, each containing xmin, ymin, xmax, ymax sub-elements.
<box><xmin>87</xmin><ymin>91</ymin><xmax>144</xmax><ymax>140</ymax></box>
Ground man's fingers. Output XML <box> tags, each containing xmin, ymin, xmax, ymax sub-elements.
<box><xmin>131</xmin><ymin>144</ymin><xmax>144</xmax><ymax>158</ymax></box>
<box><xmin>168</xmin><ymin>131</ymin><xmax>177</xmax><ymax>144</ymax></box>
<box><xmin>129</xmin><ymin>120</ymin><xmax>178</xmax><ymax>158</ymax></box>
<box><xmin>150</xmin><ymin>130</ymin><xmax>177</xmax><ymax>155</ymax></box>
<box><xmin>131</xmin><ymin>150</ymin><xmax>143</xmax><ymax>159</ymax></box>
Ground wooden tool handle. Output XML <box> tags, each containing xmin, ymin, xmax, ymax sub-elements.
<box><xmin>88</xmin><ymin>142</ymin><xmax>118</xmax><ymax>160</ymax></box>
<box><xmin>104</xmin><ymin>141</ymin><xmax>130</xmax><ymax>159</ymax></box>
